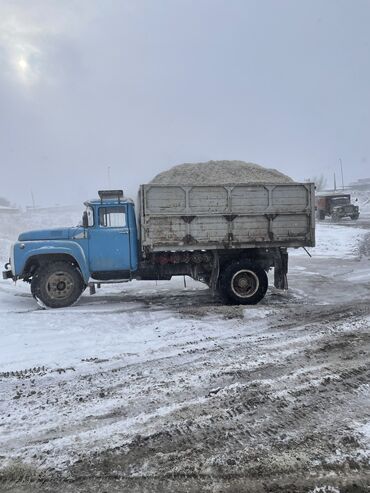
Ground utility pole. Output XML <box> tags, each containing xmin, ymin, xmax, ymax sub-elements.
<box><xmin>339</xmin><ymin>158</ymin><xmax>344</xmax><ymax>190</ymax></box>
<box><xmin>30</xmin><ymin>190</ymin><xmax>36</xmax><ymax>209</ymax></box>
<box><xmin>107</xmin><ymin>166</ymin><xmax>111</xmax><ymax>188</ymax></box>
<box><xmin>334</xmin><ymin>173</ymin><xmax>337</xmax><ymax>191</ymax></box>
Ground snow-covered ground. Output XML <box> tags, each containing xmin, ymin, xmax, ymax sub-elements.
<box><xmin>0</xmin><ymin>209</ymin><xmax>369</xmax><ymax>492</ymax></box>
<box><xmin>290</xmin><ymin>222</ymin><xmax>366</xmax><ymax>258</ymax></box>
<box><xmin>352</xmin><ymin>189</ymin><xmax>370</xmax><ymax>215</ymax></box>
<box><xmin>0</xmin><ymin>279</ymin><xmax>215</xmax><ymax>372</ymax></box>
<box><xmin>0</xmin><ymin>220</ymin><xmax>366</xmax><ymax>373</ymax></box>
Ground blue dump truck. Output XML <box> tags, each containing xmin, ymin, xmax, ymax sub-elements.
<box><xmin>3</xmin><ymin>183</ymin><xmax>315</xmax><ymax>308</ymax></box>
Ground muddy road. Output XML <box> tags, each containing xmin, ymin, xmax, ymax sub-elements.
<box><xmin>0</xmin><ymin>220</ymin><xmax>369</xmax><ymax>493</ymax></box>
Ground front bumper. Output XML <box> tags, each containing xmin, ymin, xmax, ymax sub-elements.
<box><xmin>2</xmin><ymin>262</ymin><xmax>13</xmax><ymax>280</ymax></box>
<box><xmin>335</xmin><ymin>207</ymin><xmax>358</xmax><ymax>216</ymax></box>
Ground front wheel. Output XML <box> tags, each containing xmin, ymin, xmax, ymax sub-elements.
<box><xmin>350</xmin><ymin>214</ymin><xmax>359</xmax><ymax>220</ymax></box>
<box><xmin>31</xmin><ymin>261</ymin><xmax>85</xmax><ymax>308</ymax></box>
<box><xmin>219</xmin><ymin>260</ymin><xmax>268</xmax><ymax>305</ymax></box>
<box><xmin>331</xmin><ymin>212</ymin><xmax>340</xmax><ymax>222</ymax></box>
<box><xmin>316</xmin><ymin>209</ymin><xmax>325</xmax><ymax>221</ymax></box>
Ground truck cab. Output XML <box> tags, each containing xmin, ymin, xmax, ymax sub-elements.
<box><xmin>83</xmin><ymin>191</ymin><xmax>138</xmax><ymax>279</ymax></box>
<box><xmin>315</xmin><ymin>193</ymin><xmax>359</xmax><ymax>221</ymax></box>
<box><xmin>2</xmin><ymin>190</ymin><xmax>139</xmax><ymax>308</ymax></box>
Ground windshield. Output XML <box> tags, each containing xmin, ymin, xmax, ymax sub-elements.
<box><xmin>86</xmin><ymin>206</ymin><xmax>94</xmax><ymax>226</ymax></box>
<box><xmin>77</xmin><ymin>206</ymin><xmax>94</xmax><ymax>227</ymax></box>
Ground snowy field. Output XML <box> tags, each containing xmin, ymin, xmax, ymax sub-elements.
<box><xmin>0</xmin><ymin>210</ymin><xmax>369</xmax><ymax>493</ymax></box>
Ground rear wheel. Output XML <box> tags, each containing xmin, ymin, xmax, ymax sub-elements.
<box><xmin>350</xmin><ymin>214</ymin><xmax>359</xmax><ymax>220</ymax></box>
<box><xmin>31</xmin><ymin>261</ymin><xmax>85</xmax><ymax>308</ymax></box>
<box><xmin>220</xmin><ymin>260</ymin><xmax>268</xmax><ymax>305</ymax></box>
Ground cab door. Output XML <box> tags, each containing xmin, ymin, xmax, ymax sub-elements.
<box><xmin>88</xmin><ymin>205</ymin><xmax>131</xmax><ymax>275</ymax></box>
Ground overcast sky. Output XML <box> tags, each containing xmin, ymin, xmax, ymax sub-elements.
<box><xmin>1</xmin><ymin>0</ymin><xmax>370</xmax><ymax>206</ymax></box>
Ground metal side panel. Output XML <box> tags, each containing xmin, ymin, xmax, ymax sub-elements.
<box><xmin>145</xmin><ymin>186</ymin><xmax>186</xmax><ymax>213</ymax></box>
<box><xmin>144</xmin><ymin>217</ymin><xmax>187</xmax><ymax>243</ymax></box>
<box><xmin>140</xmin><ymin>183</ymin><xmax>315</xmax><ymax>251</ymax></box>
<box><xmin>188</xmin><ymin>186</ymin><xmax>229</xmax><ymax>213</ymax></box>
<box><xmin>231</xmin><ymin>186</ymin><xmax>269</xmax><ymax>212</ymax></box>
<box><xmin>232</xmin><ymin>216</ymin><xmax>270</xmax><ymax>242</ymax></box>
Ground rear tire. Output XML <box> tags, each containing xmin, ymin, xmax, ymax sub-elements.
<box><xmin>350</xmin><ymin>214</ymin><xmax>359</xmax><ymax>220</ymax></box>
<box><xmin>219</xmin><ymin>260</ymin><xmax>268</xmax><ymax>305</ymax></box>
<box><xmin>31</xmin><ymin>261</ymin><xmax>85</xmax><ymax>308</ymax></box>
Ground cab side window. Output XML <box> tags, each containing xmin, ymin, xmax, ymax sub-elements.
<box><xmin>99</xmin><ymin>207</ymin><xmax>126</xmax><ymax>227</ymax></box>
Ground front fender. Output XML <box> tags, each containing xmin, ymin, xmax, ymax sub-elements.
<box><xmin>13</xmin><ymin>240</ymin><xmax>90</xmax><ymax>284</ymax></box>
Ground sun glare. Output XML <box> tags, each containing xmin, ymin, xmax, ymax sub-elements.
<box><xmin>14</xmin><ymin>55</ymin><xmax>36</xmax><ymax>85</ymax></box>
<box><xmin>18</xmin><ymin>57</ymin><xmax>29</xmax><ymax>72</ymax></box>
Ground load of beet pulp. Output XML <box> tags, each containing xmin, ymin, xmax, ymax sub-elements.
<box><xmin>150</xmin><ymin>160</ymin><xmax>293</xmax><ymax>185</ymax></box>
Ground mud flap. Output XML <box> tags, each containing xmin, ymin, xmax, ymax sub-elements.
<box><xmin>274</xmin><ymin>248</ymin><xmax>288</xmax><ymax>290</ymax></box>
<box><xmin>210</xmin><ymin>251</ymin><xmax>220</xmax><ymax>294</ymax></box>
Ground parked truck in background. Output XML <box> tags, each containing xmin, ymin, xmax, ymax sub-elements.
<box><xmin>3</xmin><ymin>182</ymin><xmax>315</xmax><ymax>308</ymax></box>
<box><xmin>315</xmin><ymin>192</ymin><xmax>359</xmax><ymax>221</ymax></box>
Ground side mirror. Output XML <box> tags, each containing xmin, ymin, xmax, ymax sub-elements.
<box><xmin>82</xmin><ymin>211</ymin><xmax>89</xmax><ymax>228</ymax></box>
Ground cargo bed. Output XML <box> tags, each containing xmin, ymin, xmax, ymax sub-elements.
<box><xmin>139</xmin><ymin>183</ymin><xmax>315</xmax><ymax>253</ymax></box>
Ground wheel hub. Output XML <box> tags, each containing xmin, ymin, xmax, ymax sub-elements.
<box><xmin>231</xmin><ymin>270</ymin><xmax>259</xmax><ymax>298</ymax></box>
<box><xmin>46</xmin><ymin>272</ymin><xmax>74</xmax><ymax>300</ymax></box>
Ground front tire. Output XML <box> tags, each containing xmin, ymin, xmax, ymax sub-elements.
<box><xmin>331</xmin><ymin>212</ymin><xmax>340</xmax><ymax>222</ymax></box>
<box><xmin>317</xmin><ymin>209</ymin><xmax>325</xmax><ymax>221</ymax></box>
<box><xmin>219</xmin><ymin>260</ymin><xmax>268</xmax><ymax>305</ymax></box>
<box><xmin>31</xmin><ymin>261</ymin><xmax>85</xmax><ymax>308</ymax></box>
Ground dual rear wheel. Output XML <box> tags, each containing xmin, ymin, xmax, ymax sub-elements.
<box><xmin>219</xmin><ymin>260</ymin><xmax>268</xmax><ymax>305</ymax></box>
